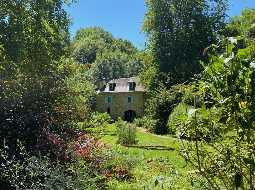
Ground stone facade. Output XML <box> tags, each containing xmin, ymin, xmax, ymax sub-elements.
<box><xmin>95</xmin><ymin>77</ymin><xmax>146</xmax><ymax>121</ymax></box>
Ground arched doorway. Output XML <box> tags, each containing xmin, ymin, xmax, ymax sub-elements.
<box><xmin>107</xmin><ymin>107</ymin><xmax>111</xmax><ymax>114</ymax></box>
<box><xmin>124</xmin><ymin>110</ymin><xmax>136</xmax><ymax>122</ymax></box>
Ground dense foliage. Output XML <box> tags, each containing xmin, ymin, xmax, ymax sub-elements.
<box><xmin>71</xmin><ymin>27</ymin><xmax>144</xmax><ymax>83</ymax></box>
<box><xmin>0</xmin><ymin>0</ymin><xmax>96</xmax><ymax>149</ymax></box>
<box><xmin>91</xmin><ymin>50</ymin><xmax>143</xmax><ymax>83</ymax></box>
<box><xmin>1</xmin><ymin>0</ymin><xmax>255</xmax><ymax>189</ymax></box>
<box><xmin>116</xmin><ymin>119</ymin><xmax>138</xmax><ymax>146</ymax></box>
<box><xmin>0</xmin><ymin>142</ymin><xmax>100</xmax><ymax>190</ymax></box>
<box><xmin>145</xmin><ymin>85</ymin><xmax>184</xmax><ymax>134</ymax></box>
<box><xmin>140</xmin><ymin>0</ymin><xmax>229</xmax><ymax>136</ymax></box>
<box><xmin>1</xmin><ymin>0</ymin><xmax>66</xmax><ymax>146</ymax></box>
<box><xmin>141</xmin><ymin>4</ymin><xmax>255</xmax><ymax>189</ymax></box>
<box><xmin>178</xmin><ymin>15</ymin><xmax>255</xmax><ymax>189</ymax></box>
<box><xmin>0</xmin><ymin>1</ymin><xmax>102</xmax><ymax>189</ymax></box>
<box><xmin>143</xmin><ymin>0</ymin><xmax>227</xmax><ymax>86</ymax></box>
<box><xmin>225</xmin><ymin>8</ymin><xmax>255</xmax><ymax>39</ymax></box>
<box><xmin>134</xmin><ymin>116</ymin><xmax>157</xmax><ymax>131</ymax></box>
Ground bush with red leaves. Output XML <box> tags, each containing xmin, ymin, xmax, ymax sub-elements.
<box><xmin>35</xmin><ymin>127</ymin><xmax>137</xmax><ymax>183</ymax></box>
<box><xmin>72</xmin><ymin>134</ymin><xmax>105</xmax><ymax>160</ymax></box>
<box><xmin>36</xmin><ymin>129</ymin><xmax>69</xmax><ymax>162</ymax></box>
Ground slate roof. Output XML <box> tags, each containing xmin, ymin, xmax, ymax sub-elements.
<box><xmin>98</xmin><ymin>77</ymin><xmax>145</xmax><ymax>93</ymax></box>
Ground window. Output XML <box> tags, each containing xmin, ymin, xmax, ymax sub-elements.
<box><xmin>127</xmin><ymin>96</ymin><xmax>133</xmax><ymax>103</ymax></box>
<box><xmin>109</xmin><ymin>83</ymin><xmax>116</xmax><ymax>91</ymax></box>
<box><xmin>105</xmin><ymin>96</ymin><xmax>112</xmax><ymax>104</ymax></box>
<box><xmin>107</xmin><ymin>107</ymin><xmax>111</xmax><ymax>114</ymax></box>
<box><xmin>128</xmin><ymin>82</ymin><xmax>136</xmax><ymax>91</ymax></box>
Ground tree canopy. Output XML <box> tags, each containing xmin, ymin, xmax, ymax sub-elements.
<box><xmin>72</xmin><ymin>27</ymin><xmax>137</xmax><ymax>65</ymax></box>
<box><xmin>0</xmin><ymin>0</ymin><xmax>95</xmax><ymax>149</ymax></box>
<box><xmin>143</xmin><ymin>0</ymin><xmax>228</xmax><ymax>87</ymax></box>
<box><xmin>72</xmin><ymin>27</ymin><xmax>144</xmax><ymax>83</ymax></box>
<box><xmin>0</xmin><ymin>0</ymin><xmax>70</xmax><ymax>76</ymax></box>
<box><xmin>225</xmin><ymin>8</ymin><xmax>255</xmax><ymax>39</ymax></box>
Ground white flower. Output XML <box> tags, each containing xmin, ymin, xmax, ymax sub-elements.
<box><xmin>224</xmin><ymin>53</ymin><xmax>234</xmax><ymax>64</ymax></box>
<box><xmin>224</xmin><ymin>57</ymin><xmax>232</xmax><ymax>64</ymax></box>
<box><xmin>188</xmin><ymin>108</ymin><xmax>197</xmax><ymax>117</ymax></box>
<box><xmin>228</xmin><ymin>37</ymin><xmax>237</xmax><ymax>44</ymax></box>
<box><xmin>250</xmin><ymin>62</ymin><xmax>255</xmax><ymax>69</ymax></box>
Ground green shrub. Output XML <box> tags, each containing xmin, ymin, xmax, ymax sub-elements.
<box><xmin>90</xmin><ymin>112</ymin><xmax>112</xmax><ymax>128</ymax></box>
<box><xmin>184</xmin><ymin>106</ymin><xmax>225</xmax><ymax>141</ymax></box>
<box><xmin>180</xmin><ymin>35</ymin><xmax>255</xmax><ymax>189</ymax></box>
<box><xmin>134</xmin><ymin>116</ymin><xmax>157</xmax><ymax>131</ymax></box>
<box><xmin>169</xmin><ymin>103</ymin><xmax>225</xmax><ymax>141</ymax></box>
<box><xmin>0</xmin><ymin>143</ymin><xmax>100</xmax><ymax>190</ymax></box>
<box><xmin>116</xmin><ymin>119</ymin><xmax>138</xmax><ymax>146</ymax></box>
<box><xmin>145</xmin><ymin>85</ymin><xmax>184</xmax><ymax>134</ymax></box>
<box><xmin>79</xmin><ymin>112</ymin><xmax>112</xmax><ymax>136</ymax></box>
<box><xmin>81</xmin><ymin>112</ymin><xmax>112</xmax><ymax>129</ymax></box>
<box><xmin>181</xmin><ymin>84</ymin><xmax>203</xmax><ymax>107</ymax></box>
<box><xmin>167</xmin><ymin>100</ymin><xmax>225</xmax><ymax>140</ymax></box>
<box><xmin>167</xmin><ymin>103</ymin><xmax>192</xmax><ymax>135</ymax></box>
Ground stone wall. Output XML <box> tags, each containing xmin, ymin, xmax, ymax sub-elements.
<box><xmin>96</xmin><ymin>92</ymin><xmax>145</xmax><ymax>120</ymax></box>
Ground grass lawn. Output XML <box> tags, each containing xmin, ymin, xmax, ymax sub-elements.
<box><xmin>99</xmin><ymin>124</ymin><xmax>203</xmax><ymax>190</ymax></box>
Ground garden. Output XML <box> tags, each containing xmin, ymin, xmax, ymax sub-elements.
<box><xmin>1</xmin><ymin>0</ymin><xmax>255</xmax><ymax>189</ymax></box>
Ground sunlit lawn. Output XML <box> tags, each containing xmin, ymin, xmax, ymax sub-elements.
<box><xmin>100</xmin><ymin>124</ymin><xmax>198</xmax><ymax>190</ymax></box>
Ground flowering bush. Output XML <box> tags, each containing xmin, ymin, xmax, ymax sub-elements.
<box><xmin>0</xmin><ymin>143</ymin><xmax>96</xmax><ymax>190</ymax></box>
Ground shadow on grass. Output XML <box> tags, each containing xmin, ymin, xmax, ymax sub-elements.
<box><xmin>125</xmin><ymin>145</ymin><xmax>175</xmax><ymax>151</ymax></box>
<box><xmin>100</xmin><ymin>132</ymin><xmax>117</xmax><ymax>136</ymax></box>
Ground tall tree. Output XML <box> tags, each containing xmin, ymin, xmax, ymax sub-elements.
<box><xmin>72</xmin><ymin>27</ymin><xmax>143</xmax><ymax>83</ymax></box>
<box><xmin>225</xmin><ymin>8</ymin><xmax>255</xmax><ymax>39</ymax></box>
<box><xmin>72</xmin><ymin>27</ymin><xmax>114</xmax><ymax>64</ymax></box>
<box><xmin>0</xmin><ymin>0</ymin><xmax>94</xmax><ymax>149</ymax></box>
<box><xmin>0</xmin><ymin>0</ymin><xmax>70</xmax><ymax>75</ymax></box>
<box><xmin>143</xmin><ymin>0</ymin><xmax>227</xmax><ymax>87</ymax></box>
<box><xmin>90</xmin><ymin>51</ymin><xmax>144</xmax><ymax>83</ymax></box>
<box><xmin>72</xmin><ymin>27</ymin><xmax>138</xmax><ymax>65</ymax></box>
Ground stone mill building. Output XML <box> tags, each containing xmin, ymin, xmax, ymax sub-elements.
<box><xmin>96</xmin><ymin>77</ymin><xmax>146</xmax><ymax>122</ymax></box>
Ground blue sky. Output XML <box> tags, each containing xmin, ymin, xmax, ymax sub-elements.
<box><xmin>66</xmin><ymin>0</ymin><xmax>255</xmax><ymax>49</ymax></box>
